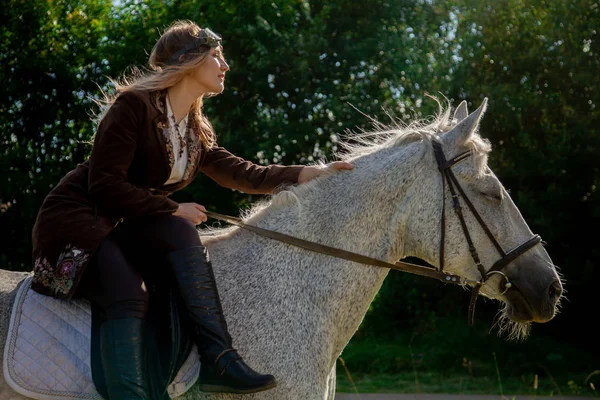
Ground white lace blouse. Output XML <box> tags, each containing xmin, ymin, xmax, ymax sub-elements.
<box><xmin>164</xmin><ymin>99</ymin><xmax>189</xmax><ymax>185</ymax></box>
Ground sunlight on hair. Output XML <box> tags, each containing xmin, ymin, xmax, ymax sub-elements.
<box><xmin>338</xmin><ymin>96</ymin><xmax>491</xmax><ymax>177</ymax></box>
<box><xmin>86</xmin><ymin>20</ymin><xmax>218</xmax><ymax>149</ymax></box>
<box><xmin>493</xmin><ymin>307</ymin><xmax>532</xmax><ymax>342</ymax></box>
<box><xmin>204</xmin><ymin>97</ymin><xmax>495</xmax><ymax>232</ymax></box>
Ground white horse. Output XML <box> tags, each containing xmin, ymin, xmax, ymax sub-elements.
<box><xmin>0</xmin><ymin>99</ymin><xmax>563</xmax><ymax>399</ymax></box>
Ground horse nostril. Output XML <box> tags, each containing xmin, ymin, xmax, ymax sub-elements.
<box><xmin>548</xmin><ymin>279</ymin><xmax>563</xmax><ymax>303</ymax></box>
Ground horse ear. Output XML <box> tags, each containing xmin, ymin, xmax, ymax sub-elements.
<box><xmin>453</xmin><ymin>100</ymin><xmax>468</xmax><ymax>123</ymax></box>
<box><xmin>443</xmin><ymin>98</ymin><xmax>488</xmax><ymax>148</ymax></box>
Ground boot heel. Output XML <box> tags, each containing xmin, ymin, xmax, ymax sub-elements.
<box><xmin>198</xmin><ymin>349</ymin><xmax>277</xmax><ymax>393</ymax></box>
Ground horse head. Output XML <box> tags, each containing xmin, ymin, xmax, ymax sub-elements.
<box><xmin>398</xmin><ymin>99</ymin><xmax>563</xmax><ymax>339</ymax></box>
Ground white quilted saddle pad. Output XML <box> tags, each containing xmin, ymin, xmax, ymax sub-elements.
<box><xmin>3</xmin><ymin>275</ymin><xmax>199</xmax><ymax>400</ymax></box>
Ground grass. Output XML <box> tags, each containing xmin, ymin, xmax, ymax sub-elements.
<box><xmin>336</xmin><ymin>368</ymin><xmax>597</xmax><ymax>396</ymax></box>
<box><xmin>334</xmin><ymin>316</ymin><xmax>599</xmax><ymax>397</ymax></box>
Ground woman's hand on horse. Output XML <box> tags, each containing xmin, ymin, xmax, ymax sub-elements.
<box><xmin>173</xmin><ymin>203</ymin><xmax>208</xmax><ymax>225</ymax></box>
<box><xmin>298</xmin><ymin>161</ymin><xmax>354</xmax><ymax>184</ymax></box>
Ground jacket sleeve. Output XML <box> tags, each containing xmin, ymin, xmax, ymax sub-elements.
<box><xmin>88</xmin><ymin>91</ymin><xmax>179</xmax><ymax>217</ymax></box>
<box><xmin>199</xmin><ymin>146</ymin><xmax>304</xmax><ymax>194</ymax></box>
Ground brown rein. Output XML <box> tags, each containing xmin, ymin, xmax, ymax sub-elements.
<box><xmin>204</xmin><ymin>211</ymin><xmax>471</xmax><ymax>285</ymax></box>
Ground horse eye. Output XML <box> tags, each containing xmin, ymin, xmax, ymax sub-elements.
<box><xmin>481</xmin><ymin>191</ymin><xmax>502</xmax><ymax>201</ymax></box>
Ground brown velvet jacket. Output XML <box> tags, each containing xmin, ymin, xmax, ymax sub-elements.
<box><xmin>31</xmin><ymin>89</ymin><xmax>304</xmax><ymax>299</ymax></box>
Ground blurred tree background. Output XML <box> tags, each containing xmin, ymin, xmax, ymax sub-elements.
<box><xmin>1</xmin><ymin>0</ymin><xmax>598</xmax><ymax>394</ymax></box>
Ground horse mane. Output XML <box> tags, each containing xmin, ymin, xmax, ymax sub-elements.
<box><xmin>336</xmin><ymin>97</ymin><xmax>491</xmax><ymax>167</ymax></box>
<box><xmin>201</xmin><ymin>97</ymin><xmax>492</xmax><ymax>241</ymax></box>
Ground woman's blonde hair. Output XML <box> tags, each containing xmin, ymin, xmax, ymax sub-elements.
<box><xmin>95</xmin><ymin>20</ymin><xmax>219</xmax><ymax>149</ymax></box>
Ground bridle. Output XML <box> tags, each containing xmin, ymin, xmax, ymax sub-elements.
<box><xmin>431</xmin><ymin>138</ymin><xmax>542</xmax><ymax>325</ymax></box>
<box><xmin>204</xmin><ymin>138</ymin><xmax>542</xmax><ymax>326</ymax></box>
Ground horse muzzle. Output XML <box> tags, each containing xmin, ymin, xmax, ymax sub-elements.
<box><xmin>503</xmin><ymin>272</ymin><xmax>563</xmax><ymax>323</ymax></box>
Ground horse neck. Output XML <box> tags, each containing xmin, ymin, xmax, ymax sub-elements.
<box><xmin>241</xmin><ymin>140</ymin><xmax>436</xmax><ymax>353</ymax></box>
<box><xmin>259</xmin><ymin>141</ymin><xmax>433</xmax><ymax>255</ymax></box>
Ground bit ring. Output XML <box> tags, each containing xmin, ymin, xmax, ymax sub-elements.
<box><xmin>485</xmin><ymin>270</ymin><xmax>512</xmax><ymax>295</ymax></box>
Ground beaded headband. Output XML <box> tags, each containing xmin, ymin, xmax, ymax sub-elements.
<box><xmin>167</xmin><ymin>28</ymin><xmax>222</xmax><ymax>64</ymax></box>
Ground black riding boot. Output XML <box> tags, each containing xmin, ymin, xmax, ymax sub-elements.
<box><xmin>100</xmin><ymin>318</ymin><xmax>150</xmax><ymax>399</ymax></box>
<box><xmin>165</xmin><ymin>245</ymin><xmax>276</xmax><ymax>394</ymax></box>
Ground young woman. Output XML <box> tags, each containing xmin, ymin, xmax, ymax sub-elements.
<box><xmin>31</xmin><ymin>20</ymin><xmax>353</xmax><ymax>399</ymax></box>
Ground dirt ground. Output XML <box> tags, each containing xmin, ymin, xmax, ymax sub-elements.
<box><xmin>335</xmin><ymin>394</ymin><xmax>595</xmax><ymax>400</ymax></box>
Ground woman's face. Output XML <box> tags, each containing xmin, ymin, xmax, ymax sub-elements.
<box><xmin>190</xmin><ymin>46</ymin><xmax>229</xmax><ymax>94</ymax></box>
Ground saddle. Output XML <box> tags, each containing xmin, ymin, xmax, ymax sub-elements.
<box><xmin>3</xmin><ymin>275</ymin><xmax>200</xmax><ymax>399</ymax></box>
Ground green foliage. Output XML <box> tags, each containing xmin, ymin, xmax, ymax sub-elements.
<box><xmin>440</xmin><ymin>0</ymin><xmax>599</xmax><ymax>347</ymax></box>
<box><xmin>451</xmin><ymin>0</ymin><xmax>600</xmax><ymax>261</ymax></box>
<box><xmin>356</xmin><ymin>0</ymin><xmax>600</xmax><ymax>352</ymax></box>
<box><xmin>1</xmin><ymin>0</ymin><xmax>113</xmax><ymax>269</ymax></box>
<box><xmin>146</xmin><ymin>0</ymin><xmax>460</xmax><ymax>212</ymax></box>
<box><xmin>2</xmin><ymin>0</ymin><xmax>599</xmax><ymax>360</ymax></box>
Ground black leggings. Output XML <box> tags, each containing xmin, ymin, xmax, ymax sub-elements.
<box><xmin>76</xmin><ymin>215</ymin><xmax>202</xmax><ymax>320</ymax></box>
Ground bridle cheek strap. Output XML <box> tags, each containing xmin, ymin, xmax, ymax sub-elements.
<box><xmin>468</xmin><ymin>284</ymin><xmax>483</xmax><ymax>327</ymax></box>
